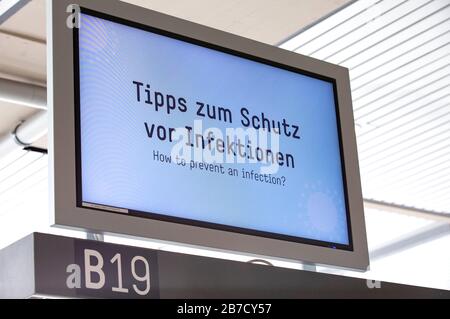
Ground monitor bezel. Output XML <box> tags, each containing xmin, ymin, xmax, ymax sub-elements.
<box><xmin>48</xmin><ymin>0</ymin><xmax>369</xmax><ymax>271</ymax></box>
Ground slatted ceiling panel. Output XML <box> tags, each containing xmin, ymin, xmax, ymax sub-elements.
<box><xmin>354</xmin><ymin>62</ymin><xmax>449</xmax><ymax>112</ymax></box>
<box><xmin>289</xmin><ymin>0</ymin><xmax>412</xmax><ymax>54</ymax></box>
<box><xmin>282</xmin><ymin>0</ymin><xmax>450</xmax><ymax>214</ymax></box>
<box><xmin>0</xmin><ymin>151</ymin><xmax>49</xmax><ymax>249</ymax></box>
<box><xmin>356</xmin><ymin>89</ymin><xmax>449</xmax><ymax>134</ymax></box>
<box><xmin>0</xmin><ymin>171</ymin><xmax>47</xmax><ymax>216</ymax></box>
<box><xmin>352</xmin><ymin>38</ymin><xmax>448</xmax><ymax>88</ymax></box>
<box><xmin>313</xmin><ymin>0</ymin><xmax>437</xmax><ymax>61</ymax></box>
<box><xmin>0</xmin><ymin>151</ymin><xmax>43</xmax><ymax>190</ymax></box>
<box><xmin>357</xmin><ymin>96</ymin><xmax>450</xmax><ymax>140</ymax></box>
<box><xmin>363</xmin><ymin>95</ymin><xmax>449</xmax><ymax>136</ymax></box>
<box><xmin>354</xmin><ymin>59</ymin><xmax>449</xmax><ymax>108</ymax></box>
<box><xmin>295</xmin><ymin>0</ymin><xmax>449</xmax><ymax>59</ymax></box>
<box><xmin>346</xmin><ymin>18</ymin><xmax>450</xmax><ymax>79</ymax></box>
<box><xmin>0</xmin><ymin>150</ymin><xmax>47</xmax><ymax>215</ymax></box>
<box><xmin>293</xmin><ymin>0</ymin><xmax>401</xmax><ymax>55</ymax></box>
<box><xmin>281</xmin><ymin>0</ymin><xmax>378</xmax><ymax>52</ymax></box>
<box><xmin>360</xmin><ymin>117</ymin><xmax>450</xmax><ymax>162</ymax></box>
<box><xmin>326</xmin><ymin>0</ymin><xmax>449</xmax><ymax>63</ymax></box>
<box><xmin>355</xmin><ymin>82</ymin><xmax>448</xmax><ymax>126</ymax></box>
<box><xmin>332</xmin><ymin>7</ymin><xmax>450</xmax><ymax>67</ymax></box>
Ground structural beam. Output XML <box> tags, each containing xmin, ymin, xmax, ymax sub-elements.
<box><xmin>0</xmin><ymin>78</ymin><xmax>46</xmax><ymax>109</ymax></box>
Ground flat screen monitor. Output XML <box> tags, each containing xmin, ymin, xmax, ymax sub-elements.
<box><xmin>49</xmin><ymin>0</ymin><xmax>369</xmax><ymax>270</ymax></box>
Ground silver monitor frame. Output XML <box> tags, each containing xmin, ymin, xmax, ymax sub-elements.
<box><xmin>48</xmin><ymin>0</ymin><xmax>369</xmax><ymax>271</ymax></box>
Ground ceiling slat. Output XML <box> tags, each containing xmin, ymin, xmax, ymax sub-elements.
<box><xmin>314</xmin><ymin>0</ymin><xmax>443</xmax><ymax>61</ymax></box>
<box><xmin>357</xmin><ymin>98</ymin><xmax>450</xmax><ymax>144</ymax></box>
<box><xmin>353</xmin><ymin>52</ymin><xmax>449</xmax><ymax>102</ymax></box>
<box><xmin>280</xmin><ymin>0</ymin><xmax>381</xmax><ymax>51</ymax></box>
<box><xmin>295</xmin><ymin>0</ymin><xmax>407</xmax><ymax>56</ymax></box>
<box><xmin>350</xmin><ymin>34</ymin><xmax>449</xmax><ymax>85</ymax></box>
<box><xmin>355</xmin><ymin>79</ymin><xmax>450</xmax><ymax>122</ymax></box>
<box><xmin>325</xmin><ymin>1</ymin><xmax>450</xmax><ymax>64</ymax></box>
<box><xmin>342</xmin><ymin>12</ymin><xmax>450</xmax><ymax>70</ymax></box>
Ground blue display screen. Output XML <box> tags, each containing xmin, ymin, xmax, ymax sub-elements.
<box><xmin>76</xmin><ymin>10</ymin><xmax>352</xmax><ymax>249</ymax></box>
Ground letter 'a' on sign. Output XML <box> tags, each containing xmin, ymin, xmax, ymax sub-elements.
<box><xmin>48</xmin><ymin>0</ymin><xmax>369</xmax><ymax>270</ymax></box>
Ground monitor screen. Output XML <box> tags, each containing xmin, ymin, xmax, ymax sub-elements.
<box><xmin>75</xmin><ymin>10</ymin><xmax>352</xmax><ymax>250</ymax></box>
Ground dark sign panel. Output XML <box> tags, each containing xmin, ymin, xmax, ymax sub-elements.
<box><xmin>1</xmin><ymin>233</ymin><xmax>449</xmax><ymax>299</ymax></box>
<box><xmin>34</xmin><ymin>235</ymin><xmax>159</xmax><ymax>299</ymax></box>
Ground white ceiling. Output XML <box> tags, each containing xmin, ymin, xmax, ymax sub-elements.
<box><xmin>281</xmin><ymin>0</ymin><xmax>450</xmax><ymax>214</ymax></box>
